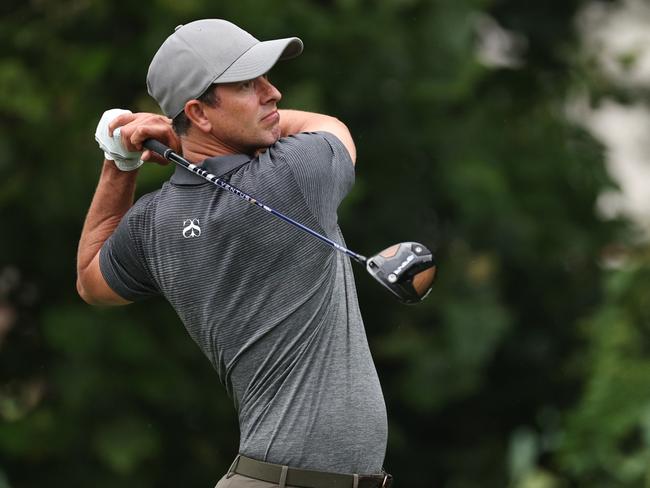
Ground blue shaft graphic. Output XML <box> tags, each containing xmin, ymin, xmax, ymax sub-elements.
<box><xmin>144</xmin><ymin>140</ymin><xmax>367</xmax><ymax>264</ymax></box>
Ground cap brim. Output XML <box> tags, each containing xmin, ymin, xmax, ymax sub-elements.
<box><xmin>213</xmin><ymin>37</ymin><xmax>303</xmax><ymax>83</ymax></box>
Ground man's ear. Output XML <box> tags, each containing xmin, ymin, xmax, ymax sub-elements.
<box><xmin>184</xmin><ymin>100</ymin><xmax>212</xmax><ymax>134</ymax></box>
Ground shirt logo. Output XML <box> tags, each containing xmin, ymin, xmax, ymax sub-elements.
<box><xmin>182</xmin><ymin>219</ymin><xmax>201</xmax><ymax>238</ymax></box>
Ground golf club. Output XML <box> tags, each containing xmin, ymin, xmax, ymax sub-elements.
<box><xmin>143</xmin><ymin>139</ymin><xmax>437</xmax><ymax>304</ymax></box>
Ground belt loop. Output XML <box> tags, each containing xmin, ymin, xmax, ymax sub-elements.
<box><xmin>226</xmin><ymin>454</ymin><xmax>241</xmax><ymax>479</ymax></box>
<box><xmin>352</xmin><ymin>474</ymin><xmax>359</xmax><ymax>488</ymax></box>
<box><xmin>279</xmin><ymin>465</ymin><xmax>288</xmax><ymax>488</ymax></box>
<box><xmin>381</xmin><ymin>473</ymin><xmax>390</xmax><ymax>488</ymax></box>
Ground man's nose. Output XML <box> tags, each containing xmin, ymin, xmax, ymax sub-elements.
<box><xmin>259</xmin><ymin>77</ymin><xmax>282</xmax><ymax>103</ymax></box>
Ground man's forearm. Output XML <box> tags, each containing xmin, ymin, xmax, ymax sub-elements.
<box><xmin>278</xmin><ymin>109</ymin><xmax>357</xmax><ymax>163</ymax></box>
<box><xmin>278</xmin><ymin>109</ymin><xmax>340</xmax><ymax>137</ymax></box>
<box><xmin>77</xmin><ymin>160</ymin><xmax>138</xmax><ymax>277</ymax></box>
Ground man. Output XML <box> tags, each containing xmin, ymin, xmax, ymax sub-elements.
<box><xmin>77</xmin><ymin>19</ymin><xmax>392</xmax><ymax>488</ymax></box>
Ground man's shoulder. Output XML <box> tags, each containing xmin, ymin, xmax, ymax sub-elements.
<box><xmin>123</xmin><ymin>189</ymin><xmax>162</xmax><ymax>228</ymax></box>
<box><xmin>273</xmin><ymin>131</ymin><xmax>341</xmax><ymax>150</ymax></box>
<box><xmin>133</xmin><ymin>189</ymin><xmax>161</xmax><ymax>211</ymax></box>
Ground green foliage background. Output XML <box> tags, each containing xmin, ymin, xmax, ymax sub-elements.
<box><xmin>1</xmin><ymin>0</ymin><xmax>649</xmax><ymax>486</ymax></box>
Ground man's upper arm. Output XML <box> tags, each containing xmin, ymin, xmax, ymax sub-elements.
<box><xmin>79</xmin><ymin>197</ymin><xmax>159</xmax><ymax>306</ymax></box>
<box><xmin>276</xmin><ymin>131</ymin><xmax>355</xmax><ymax>235</ymax></box>
<box><xmin>309</xmin><ymin>118</ymin><xmax>356</xmax><ymax>165</ymax></box>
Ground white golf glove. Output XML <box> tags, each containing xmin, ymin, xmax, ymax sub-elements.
<box><xmin>94</xmin><ymin>109</ymin><xmax>144</xmax><ymax>171</ymax></box>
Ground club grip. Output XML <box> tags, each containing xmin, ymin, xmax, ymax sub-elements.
<box><xmin>143</xmin><ymin>139</ymin><xmax>171</xmax><ymax>159</ymax></box>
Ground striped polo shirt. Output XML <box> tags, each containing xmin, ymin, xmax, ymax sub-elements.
<box><xmin>100</xmin><ymin>131</ymin><xmax>388</xmax><ymax>474</ymax></box>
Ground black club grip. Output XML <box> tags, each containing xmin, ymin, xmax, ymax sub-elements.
<box><xmin>143</xmin><ymin>139</ymin><xmax>172</xmax><ymax>159</ymax></box>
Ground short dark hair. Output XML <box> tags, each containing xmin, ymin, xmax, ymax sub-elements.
<box><xmin>171</xmin><ymin>84</ymin><xmax>220</xmax><ymax>136</ymax></box>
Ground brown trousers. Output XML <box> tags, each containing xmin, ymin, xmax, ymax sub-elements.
<box><xmin>215</xmin><ymin>473</ymin><xmax>290</xmax><ymax>488</ymax></box>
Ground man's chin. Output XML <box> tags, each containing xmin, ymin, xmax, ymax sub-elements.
<box><xmin>247</xmin><ymin>128</ymin><xmax>281</xmax><ymax>153</ymax></box>
<box><xmin>264</xmin><ymin>129</ymin><xmax>282</xmax><ymax>147</ymax></box>
<box><xmin>251</xmin><ymin>135</ymin><xmax>281</xmax><ymax>155</ymax></box>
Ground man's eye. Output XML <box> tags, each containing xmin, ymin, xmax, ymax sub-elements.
<box><xmin>240</xmin><ymin>80</ymin><xmax>253</xmax><ymax>89</ymax></box>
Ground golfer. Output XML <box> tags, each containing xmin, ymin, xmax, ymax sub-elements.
<box><xmin>77</xmin><ymin>19</ymin><xmax>392</xmax><ymax>488</ymax></box>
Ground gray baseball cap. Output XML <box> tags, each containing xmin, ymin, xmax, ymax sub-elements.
<box><xmin>147</xmin><ymin>19</ymin><xmax>303</xmax><ymax>118</ymax></box>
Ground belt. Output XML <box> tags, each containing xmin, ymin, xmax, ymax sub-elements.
<box><xmin>228</xmin><ymin>454</ymin><xmax>393</xmax><ymax>488</ymax></box>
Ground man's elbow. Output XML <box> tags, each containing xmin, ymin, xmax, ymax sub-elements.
<box><xmin>76</xmin><ymin>275</ymin><xmax>100</xmax><ymax>305</ymax></box>
<box><xmin>76</xmin><ymin>273</ymin><xmax>126</xmax><ymax>306</ymax></box>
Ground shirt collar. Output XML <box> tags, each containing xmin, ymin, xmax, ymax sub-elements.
<box><xmin>170</xmin><ymin>153</ymin><xmax>252</xmax><ymax>185</ymax></box>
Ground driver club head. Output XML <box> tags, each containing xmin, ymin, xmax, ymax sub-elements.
<box><xmin>365</xmin><ymin>242</ymin><xmax>437</xmax><ymax>304</ymax></box>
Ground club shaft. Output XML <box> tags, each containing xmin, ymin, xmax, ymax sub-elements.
<box><xmin>144</xmin><ymin>139</ymin><xmax>368</xmax><ymax>264</ymax></box>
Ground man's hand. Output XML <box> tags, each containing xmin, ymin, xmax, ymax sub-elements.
<box><xmin>108</xmin><ymin>112</ymin><xmax>180</xmax><ymax>165</ymax></box>
<box><xmin>95</xmin><ymin>109</ymin><xmax>144</xmax><ymax>171</ymax></box>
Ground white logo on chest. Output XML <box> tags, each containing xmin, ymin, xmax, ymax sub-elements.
<box><xmin>182</xmin><ymin>219</ymin><xmax>201</xmax><ymax>238</ymax></box>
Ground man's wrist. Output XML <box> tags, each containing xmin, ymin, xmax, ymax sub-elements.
<box><xmin>93</xmin><ymin>159</ymin><xmax>139</xmax><ymax>217</ymax></box>
<box><xmin>102</xmin><ymin>159</ymin><xmax>140</xmax><ymax>177</ymax></box>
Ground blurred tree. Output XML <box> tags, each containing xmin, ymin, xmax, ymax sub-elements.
<box><xmin>556</xmin><ymin>257</ymin><xmax>650</xmax><ymax>486</ymax></box>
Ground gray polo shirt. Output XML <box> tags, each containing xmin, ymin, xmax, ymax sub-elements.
<box><xmin>100</xmin><ymin>132</ymin><xmax>387</xmax><ymax>474</ymax></box>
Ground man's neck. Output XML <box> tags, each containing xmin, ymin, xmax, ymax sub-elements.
<box><xmin>180</xmin><ymin>135</ymin><xmax>245</xmax><ymax>163</ymax></box>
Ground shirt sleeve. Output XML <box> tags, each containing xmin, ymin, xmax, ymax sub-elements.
<box><xmin>99</xmin><ymin>195</ymin><xmax>159</xmax><ymax>301</ymax></box>
<box><xmin>277</xmin><ymin>131</ymin><xmax>355</xmax><ymax>234</ymax></box>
